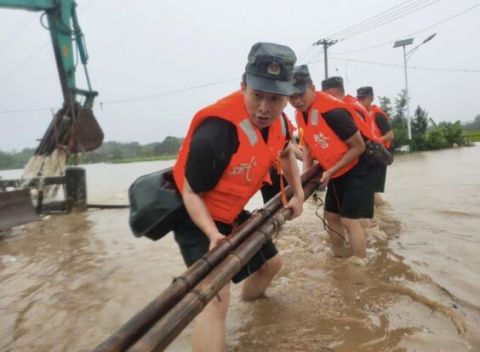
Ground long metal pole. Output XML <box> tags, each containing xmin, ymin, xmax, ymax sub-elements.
<box><xmin>323</xmin><ymin>42</ymin><xmax>328</xmax><ymax>79</ymax></box>
<box><xmin>93</xmin><ymin>166</ymin><xmax>322</xmax><ymax>352</ymax></box>
<box><xmin>403</xmin><ymin>45</ymin><xmax>412</xmax><ymax>141</ymax></box>
<box><xmin>126</xmin><ymin>177</ymin><xmax>322</xmax><ymax>352</ymax></box>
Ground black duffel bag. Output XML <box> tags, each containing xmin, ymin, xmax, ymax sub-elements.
<box><xmin>364</xmin><ymin>140</ymin><xmax>394</xmax><ymax>167</ymax></box>
<box><xmin>129</xmin><ymin>167</ymin><xmax>186</xmax><ymax>241</ymax></box>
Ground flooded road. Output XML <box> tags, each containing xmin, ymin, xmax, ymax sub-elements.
<box><xmin>1</xmin><ymin>144</ymin><xmax>479</xmax><ymax>351</ymax></box>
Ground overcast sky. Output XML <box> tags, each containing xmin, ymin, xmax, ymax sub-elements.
<box><xmin>1</xmin><ymin>0</ymin><xmax>479</xmax><ymax>151</ymax></box>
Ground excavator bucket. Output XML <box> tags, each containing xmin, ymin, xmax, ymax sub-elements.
<box><xmin>32</xmin><ymin>105</ymin><xmax>104</xmax><ymax>157</ymax></box>
<box><xmin>21</xmin><ymin>105</ymin><xmax>103</xmax><ymax>180</ymax></box>
<box><xmin>71</xmin><ymin>107</ymin><xmax>104</xmax><ymax>153</ymax></box>
<box><xmin>0</xmin><ymin>189</ymin><xmax>38</xmax><ymax>232</ymax></box>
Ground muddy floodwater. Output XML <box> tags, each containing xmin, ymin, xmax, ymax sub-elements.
<box><xmin>1</xmin><ymin>144</ymin><xmax>479</xmax><ymax>352</ymax></box>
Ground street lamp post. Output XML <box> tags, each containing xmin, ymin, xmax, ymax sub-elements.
<box><xmin>393</xmin><ymin>34</ymin><xmax>436</xmax><ymax>144</ymax></box>
<box><xmin>393</xmin><ymin>38</ymin><xmax>414</xmax><ymax>141</ymax></box>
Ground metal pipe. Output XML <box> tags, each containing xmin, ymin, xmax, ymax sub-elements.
<box><xmin>92</xmin><ymin>165</ymin><xmax>322</xmax><ymax>352</ymax></box>
<box><xmin>87</xmin><ymin>204</ymin><xmax>129</xmax><ymax>209</ymax></box>
<box><xmin>126</xmin><ymin>177</ymin><xmax>321</xmax><ymax>352</ymax></box>
<box><xmin>323</xmin><ymin>42</ymin><xmax>329</xmax><ymax>79</ymax></box>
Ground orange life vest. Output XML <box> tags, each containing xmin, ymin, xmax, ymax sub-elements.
<box><xmin>173</xmin><ymin>90</ymin><xmax>288</xmax><ymax>225</ymax></box>
<box><xmin>295</xmin><ymin>91</ymin><xmax>358</xmax><ymax>178</ymax></box>
<box><xmin>343</xmin><ymin>95</ymin><xmax>382</xmax><ymax>143</ymax></box>
<box><xmin>370</xmin><ymin>104</ymin><xmax>392</xmax><ymax>148</ymax></box>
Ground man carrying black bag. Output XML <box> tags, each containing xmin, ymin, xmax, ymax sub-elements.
<box><xmin>139</xmin><ymin>42</ymin><xmax>304</xmax><ymax>352</ymax></box>
<box><xmin>357</xmin><ymin>86</ymin><xmax>395</xmax><ymax>206</ymax></box>
<box><xmin>289</xmin><ymin>65</ymin><xmax>375</xmax><ymax>259</ymax></box>
<box><xmin>320</xmin><ymin>76</ymin><xmax>391</xmax><ymax>165</ymax></box>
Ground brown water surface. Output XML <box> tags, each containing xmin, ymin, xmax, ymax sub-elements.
<box><xmin>1</xmin><ymin>145</ymin><xmax>479</xmax><ymax>351</ymax></box>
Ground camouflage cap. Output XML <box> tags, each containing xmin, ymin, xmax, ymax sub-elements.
<box><xmin>357</xmin><ymin>86</ymin><xmax>374</xmax><ymax>98</ymax></box>
<box><xmin>321</xmin><ymin>76</ymin><xmax>344</xmax><ymax>91</ymax></box>
<box><xmin>292</xmin><ymin>64</ymin><xmax>313</xmax><ymax>94</ymax></box>
<box><xmin>245</xmin><ymin>42</ymin><xmax>297</xmax><ymax>96</ymax></box>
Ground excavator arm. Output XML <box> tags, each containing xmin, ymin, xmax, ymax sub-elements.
<box><xmin>0</xmin><ymin>0</ymin><xmax>103</xmax><ymax>156</ymax></box>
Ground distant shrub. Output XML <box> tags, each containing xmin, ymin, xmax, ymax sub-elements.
<box><xmin>425</xmin><ymin>128</ymin><xmax>449</xmax><ymax>150</ymax></box>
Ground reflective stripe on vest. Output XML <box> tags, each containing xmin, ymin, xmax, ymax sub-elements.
<box><xmin>310</xmin><ymin>109</ymin><xmax>319</xmax><ymax>126</ymax></box>
<box><xmin>239</xmin><ymin>118</ymin><xmax>258</xmax><ymax>146</ymax></box>
<box><xmin>280</xmin><ymin>114</ymin><xmax>287</xmax><ymax>136</ymax></box>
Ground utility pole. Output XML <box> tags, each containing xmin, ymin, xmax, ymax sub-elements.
<box><xmin>313</xmin><ymin>39</ymin><xmax>338</xmax><ymax>79</ymax></box>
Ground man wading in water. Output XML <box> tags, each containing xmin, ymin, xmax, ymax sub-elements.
<box><xmin>172</xmin><ymin>42</ymin><xmax>304</xmax><ymax>352</ymax></box>
<box><xmin>289</xmin><ymin>65</ymin><xmax>376</xmax><ymax>259</ymax></box>
<box><xmin>321</xmin><ymin>76</ymin><xmax>383</xmax><ymax>228</ymax></box>
<box><xmin>357</xmin><ymin>86</ymin><xmax>394</xmax><ymax>206</ymax></box>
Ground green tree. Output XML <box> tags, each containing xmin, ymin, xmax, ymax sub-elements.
<box><xmin>378</xmin><ymin>96</ymin><xmax>393</xmax><ymax>117</ymax></box>
<box><xmin>0</xmin><ymin>151</ymin><xmax>14</xmax><ymax>170</ymax></box>
<box><xmin>411</xmin><ymin>105</ymin><xmax>429</xmax><ymax>150</ymax></box>
<box><xmin>424</xmin><ymin>121</ymin><xmax>468</xmax><ymax>149</ymax></box>
<box><xmin>151</xmin><ymin>142</ymin><xmax>164</xmax><ymax>156</ymax></box>
<box><xmin>425</xmin><ymin>127</ymin><xmax>448</xmax><ymax>149</ymax></box>
<box><xmin>391</xmin><ymin>90</ymin><xmax>409</xmax><ymax>149</ymax></box>
<box><xmin>439</xmin><ymin>121</ymin><xmax>467</xmax><ymax>146</ymax></box>
<box><xmin>160</xmin><ymin>136</ymin><xmax>182</xmax><ymax>155</ymax></box>
<box><xmin>463</xmin><ymin>114</ymin><xmax>480</xmax><ymax>130</ymax></box>
<box><xmin>111</xmin><ymin>145</ymin><xmax>124</xmax><ymax>161</ymax></box>
<box><xmin>0</xmin><ymin>148</ymin><xmax>34</xmax><ymax>170</ymax></box>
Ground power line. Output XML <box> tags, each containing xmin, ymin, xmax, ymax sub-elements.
<box><xmin>328</xmin><ymin>57</ymin><xmax>480</xmax><ymax>73</ymax></box>
<box><xmin>1</xmin><ymin>42</ymin><xmax>50</xmax><ymax>81</ymax></box>
<box><xmin>326</xmin><ymin>0</ymin><xmax>420</xmax><ymax>40</ymax></box>
<box><xmin>0</xmin><ymin>106</ymin><xmax>53</xmax><ymax>114</ymax></box>
<box><xmin>332</xmin><ymin>3</ymin><xmax>480</xmax><ymax>55</ymax></box>
<box><xmin>327</xmin><ymin>0</ymin><xmax>441</xmax><ymax>41</ymax></box>
<box><xmin>0</xmin><ymin>0</ymin><xmax>98</xmax><ymax>81</ymax></box>
<box><xmin>338</xmin><ymin>1</ymin><xmax>441</xmax><ymax>40</ymax></box>
<box><xmin>303</xmin><ymin>0</ymin><xmax>441</xmax><ymax>65</ymax></box>
<box><xmin>0</xmin><ymin>76</ymin><xmax>240</xmax><ymax>114</ymax></box>
<box><xmin>324</xmin><ymin>0</ymin><xmax>419</xmax><ymax>39</ymax></box>
<box><xmin>3</xmin><ymin>57</ymin><xmax>479</xmax><ymax>116</ymax></box>
<box><xmin>297</xmin><ymin>45</ymin><xmax>318</xmax><ymax>64</ymax></box>
<box><xmin>98</xmin><ymin>77</ymin><xmax>239</xmax><ymax>105</ymax></box>
<box><xmin>0</xmin><ymin>13</ymin><xmax>38</xmax><ymax>60</ymax></box>
<box><xmin>2</xmin><ymin>1</ymin><xmax>478</xmax><ymax>114</ymax></box>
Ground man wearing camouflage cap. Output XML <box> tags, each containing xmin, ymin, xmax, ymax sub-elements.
<box><xmin>322</xmin><ymin>76</ymin><xmax>383</xmax><ymax>144</ymax></box>
<box><xmin>172</xmin><ymin>42</ymin><xmax>304</xmax><ymax>351</ymax></box>
<box><xmin>322</xmin><ymin>76</ymin><xmax>385</xmax><ymax>227</ymax></box>
<box><xmin>289</xmin><ymin>65</ymin><xmax>375</xmax><ymax>260</ymax></box>
<box><xmin>357</xmin><ymin>86</ymin><xmax>394</xmax><ymax>206</ymax></box>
